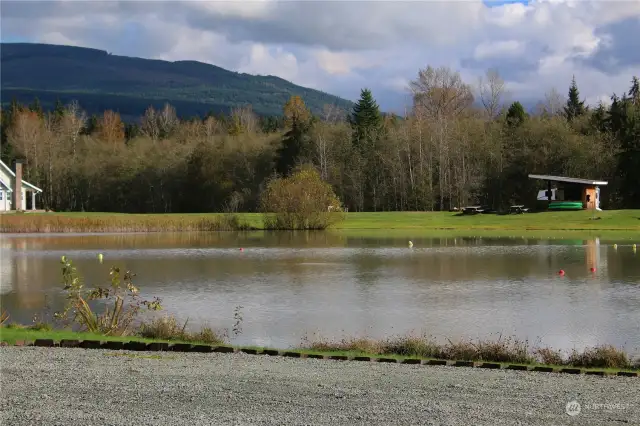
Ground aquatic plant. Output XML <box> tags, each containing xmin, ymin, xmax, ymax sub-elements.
<box><xmin>303</xmin><ymin>334</ymin><xmax>634</xmax><ymax>369</ymax></box>
<box><xmin>0</xmin><ymin>213</ymin><xmax>250</xmax><ymax>233</ymax></box>
<box><xmin>55</xmin><ymin>256</ymin><xmax>162</xmax><ymax>336</ymax></box>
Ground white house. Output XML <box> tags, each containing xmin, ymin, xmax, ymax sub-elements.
<box><xmin>0</xmin><ymin>159</ymin><xmax>43</xmax><ymax>212</ymax></box>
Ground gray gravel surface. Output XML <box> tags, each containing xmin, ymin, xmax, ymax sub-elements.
<box><xmin>1</xmin><ymin>347</ymin><xmax>638</xmax><ymax>426</ymax></box>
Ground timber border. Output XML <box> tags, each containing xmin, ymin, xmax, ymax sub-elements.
<box><xmin>2</xmin><ymin>339</ymin><xmax>637</xmax><ymax>378</ymax></box>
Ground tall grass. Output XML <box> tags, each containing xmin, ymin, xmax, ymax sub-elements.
<box><xmin>137</xmin><ymin>316</ymin><xmax>225</xmax><ymax>345</ymax></box>
<box><xmin>0</xmin><ymin>213</ymin><xmax>250</xmax><ymax>233</ymax></box>
<box><xmin>0</xmin><ymin>310</ymin><xmax>9</xmax><ymax>326</ymax></box>
<box><xmin>304</xmin><ymin>334</ymin><xmax>636</xmax><ymax>369</ymax></box>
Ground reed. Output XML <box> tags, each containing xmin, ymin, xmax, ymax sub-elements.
<box><xmin>0</xmin><ymin>213</ymin><xmax>250</xmax><ymax>233</ymax></box>
<box><xmin>137</xmin><ymin>316</ymin><xmax>225</xmax><ymax>345</ymax></box>
<box><xmin>303</xmin><ymin>334</ymin><xmax>636</xmax><ymax>369</ymax></box>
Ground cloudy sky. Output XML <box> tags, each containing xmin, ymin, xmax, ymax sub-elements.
<box><xmin>1</xmin><ymin>0</ymin><xmax>639</xmax><ymax>111</ymax></box>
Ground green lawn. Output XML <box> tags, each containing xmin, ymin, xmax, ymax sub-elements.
<box><xmin>0</xmin><ymin>327</ymin><xmax>193</xmax><ymax>345</ymax></box>
<box><xmin>5</xmin><ymin>210</ymin><xmax>640</xmax><ymax>232</ymax></box>
<box><xmin>331</xmin><ymin>210</ymin><xmax>640</xmax><ymax>231</ymax></box>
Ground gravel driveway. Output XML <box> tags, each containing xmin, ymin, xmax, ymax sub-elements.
<box><xmin>1</xmin><ymin>347</ymin><xmax>638</xmax><ymax>425</ymax></box>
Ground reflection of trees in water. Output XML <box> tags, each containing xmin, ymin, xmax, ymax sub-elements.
<box><xmin>9</xmin><ymin>231</ymin><xmax>350</xmax><ymax>250</ymax></box>
<box><xmin>2</xmin><ymin>238</ymin><xmax>48</xmax><ymax>317</ymax></box>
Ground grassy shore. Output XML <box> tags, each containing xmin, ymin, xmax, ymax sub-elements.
<box><xmin>1</xmin><ymin>327</ymin><xmax>638</xmax><ymax>374</ymax></box>
<box><xmin>0</xmin><ymin>212</ymin><xmax>251</xmax><ymax>233</ymax></box>
<box><xmin>2</xmin><ymin>210</ymin><xmax>640</xmax><ymax>233</ymax></box>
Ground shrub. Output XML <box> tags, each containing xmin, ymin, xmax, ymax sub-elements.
<box><xmin>55</xmin><ymin>256</ymin><xmax>162</xmax><ymax>336</ymax></box>
<box><xmin>306</xmin><ymin>337</ymin><xmax>385</xmax><ymax>354</ymax></box>
<box><xmin>29</xmin><ymin>322</ymin><xmax>53</xmax><ymax>332</ymax></box>
<box><xmin>382</xmin><ymin>335</ymin><xmax>441</xmax><ymax>358</ymax></box>
<box><xmin>260</xmin><ymin>164</ymin><xmax>345</xmax><ymax>230</ymax></box>
<box><xmin>189</xmin><ymin>326</ymin><xmax>224</xmax><ymax>345</ymax></box>
<box><xmin>138</xmin><ymin>316</ymin><xmax>224</xmax><ymax>344</ymax></box>
<box><xmin>534</xmin><ymin>347</ymin><xmax>565</xmax><ymax>366</ymax></box>
<box><xmin>566</xmin><ymin>345</ymin><xmax>631</xmax><ymax>369</ymax></box>
<box><xmin>138</xmin><ymin>316</ymin><xmax>187</xmax><ymax>340</ymax></box>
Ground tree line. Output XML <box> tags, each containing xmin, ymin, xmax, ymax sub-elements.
<box><xmin>1</xmin><ymin>66</ymin><xmax>638</xmax><ymax>213</ymax></box>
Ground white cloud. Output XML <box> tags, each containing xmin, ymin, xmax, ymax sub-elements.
<box><xmin>239</xmin><ymin>45</ymin><xmax>299</xmax><ymax>81</ymax></box>
<box><xmin>1</xmin><ymin>0</ymin><xmax>639</xmax><ymax>111</ymax></box>
<box><xmin>474</xmin><ymin>40</ymin><xmax>525</xmax><ymax>60</ymax></box>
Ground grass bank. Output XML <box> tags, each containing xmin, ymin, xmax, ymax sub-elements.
<box><xmin>0</xmin><ymin>322</ymin><xmax>223</xmax><ymax>346</ymax></box>
<box><xmin>1</xmin><ymin>327</ymin><xmax>638</xmax><ymax>375</ymax></box>
<box><xmin>2</xmin><ymin>210</ymin><xmax>640</xmax><ymax>233</ymax></box>
<box><xmin>0</xmin><ymin>212</ymin><xmax>252</xmax><ymax>233</ymax></box>
<box><xmin>304</xmin><ymin>335</ymin><xmax>640</xmax><ymax>371</ymax></box>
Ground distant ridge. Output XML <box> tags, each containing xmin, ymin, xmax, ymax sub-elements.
<box><xmin>0</xmin><ymin>43</ymin><xmax>355</xmax><ymax>120</ymax></box>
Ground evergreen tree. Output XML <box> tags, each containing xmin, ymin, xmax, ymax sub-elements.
<box><xmin>629</xmin><ymin>76</ymin><xmax>640</xmax><ymax>106</ymax></box>
<box><xmin>505</xmin><ymin>101</ymin><xmax>527</xmax><ymax>127</ymax></box>
<box><xmin>83</xmin><ymin>114</ymin><xmax>99</xmax><ymax>135</ymax></box>
<box><xmin>564</xmin><ymin>76</ymin><xmax>587</xmax><ymax>121</ymax></box>
<box><xmin>52</xmin><ymin>98</ymin><xmax>66</xmax><ymax>125</ymax></box>
<box><xmin>260</xmin><ymin>116</ymin><xmax>283</xmax><ymax>133</ymax></box>
<box><xmin>611</xmin><ymin>84</ymin><xmax>640</xmax><ymax>207</ymax></box>
<box><xmin>124</xmin><ymin>122</ymin><xmax>141</xmax><ymax>140</ymax></box>
<box><xmin>276</xmin><ymin>96</ymin><xmax>312</xmax><ymax>176</ymax></box>
<box><xmin>29</xmin><ymin>97</ymin><xmax>44</xmax><ymax>118</ymax></box>
<box><xmin>349</xmin><ymin>88</ymin><xmax>383</xmax><ymax>152</ymax></box>
<box><xmin>589</xmin><ymin>102</ymin><xmax>609</xmax><ymax>133</ymax></box>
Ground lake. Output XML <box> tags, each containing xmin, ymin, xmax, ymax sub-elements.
<box><xmin>1</xmin><ymin>231</ymin><xmax>639</xmax><ymax>356</ymax></box>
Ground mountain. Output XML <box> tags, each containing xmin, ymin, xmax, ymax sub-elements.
<box><xmin>0</xmin><ymin>43</ymin><xmax>354</xmax><ymax>120</ymax></box>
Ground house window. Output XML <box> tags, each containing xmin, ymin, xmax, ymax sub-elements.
<box><xmin>0</xmin><ymin>190</ymin><xmax>3</xmax><ymax>200</ymax></box>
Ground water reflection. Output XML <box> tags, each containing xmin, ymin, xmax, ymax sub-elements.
<box><xmin>0</xmin><ymin>232</ymin><xmax>638</xmax><ymax>356</ymax></box>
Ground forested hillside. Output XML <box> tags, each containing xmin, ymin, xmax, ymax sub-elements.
<box><xmin>0</xmin><ymin>43</ymin><xmax>353</xmax><ymax>119</ymax></box>
<box><xmin>1</xmin><ymin>64</ymin><xmax>638</xmax><ymax>213</ymax></box>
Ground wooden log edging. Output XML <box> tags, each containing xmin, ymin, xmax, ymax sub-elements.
<box><xmin>6</xmin><ymin>339</ymin><xmax>636</xmax><ymax>378</ymax></box>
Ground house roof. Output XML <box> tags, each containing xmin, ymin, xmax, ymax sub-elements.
<box><xmin>528</xmin><ymin>174</ymin><xmax>608</xmax><ymax>186</ymax></box>
<box><xmin>0</xmin><ymin>160</ymin><xmax>43</xmax><ymax>192</ymax></box>
<box><xmin>0</xmin><ymin>176</ymin><xmax>12</xmax><ymax>191</ymax></box>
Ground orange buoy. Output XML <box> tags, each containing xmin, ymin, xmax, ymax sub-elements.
<box><xmin>558</xmin><ymin>269</ymin><xmax>565</xmax><ymax>276</ymax></box>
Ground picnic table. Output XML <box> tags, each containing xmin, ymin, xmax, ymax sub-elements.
<box><xmin>462</xmin><ymin>206</ymin><xmax>484</xmax><ymax>215</ymax></box>
<box><xmin>509</xmin><ymin>205</ymin><xmax>529</xmax><ymax>214</ymax></box>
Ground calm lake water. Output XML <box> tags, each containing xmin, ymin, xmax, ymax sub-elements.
<box><xmin>1</xmin><ymin>231</ymin><xmax>639</xmax><ymax>356</ymax></box>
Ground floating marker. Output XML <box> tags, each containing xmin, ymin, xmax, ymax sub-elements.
<box><xmin>613</xmin><ymin>244</ymin><xmax>618</xmax><ymax>249</ymax></box>
<box><xmin>558</xmin><ymin>269</ymin><xmax>565</xmax><ymax>276</ymax></box>
<box><xmin>590</xmin><ymin>267</ymin><xmax>596</xmax><ymax>273</ymax></box>
<box><xmin>408</xmin><ymin>241</ymin><xmax>413</xmax><ymax>248</ymax></box>
<box><xmin>239</xmin><ymin>248</ymin><xmax>244</xmax><ymax>252</ymax></box>
<box><xmin>97</xmin><ymin>253</ymin><xmax>103</xmax><ymax>264</ymax></box>
<box><xmin>633</xmin><ymin>244</ymin><xmax>637</xmax><ymax>249</ymax></box>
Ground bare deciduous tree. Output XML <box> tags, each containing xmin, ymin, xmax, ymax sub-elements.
<box><xmin>8</xmin><ymin>110</ymin><xmax>43</xmax><ymax>181</ymax></box>
<box><xmin>321</xmin><ymin>104</ymin><xmax>346</xmax><ymax>124</ymax></box>
<box><xmin>97</xmin><ymin>110</ymin><xmax>125</xmax><ymax>146</ymax></box>
<box><xmin>59</xmin><ymin>100</ymin><xmax>86</xmax><ymax>156</ymax></box>
<box><xmin>158</xmin><ymin>103</ymin><xmax>178</xmax><ymax>138</ymax></box>
<box><xmin>203</xmin><ymin>116</ymin><xmax>221</xmax><ymax>139</ymax></box>
<box><xmin>538</xmin><ymin>88</ymin><xmax>565</xmax><ymax>116</ymax></box>
<box><xmin>230</xmin><ymin>106</ymin><xmax>258</xmax><ymax>135</ymax></box>
<box><xmin>409</xmin><ymin>66</ymin><xmax>474</xmax><ymax>118</ymax></box>
<box><xmin>141</xmin><ymin>106</ymin><xmax>160</xmax><ymax>141</ymax></box>
<box><xmin>478</xmin><ymin>68</ymin><xmax>507</xmax><ymax>120</ymax></box>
